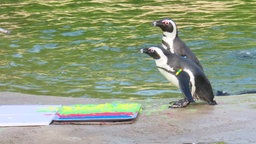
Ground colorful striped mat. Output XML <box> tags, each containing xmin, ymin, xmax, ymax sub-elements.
<box><xmin>53</xmin><ymin>103</ymin><xmax>141</xmax><ymax>122</ymax></box>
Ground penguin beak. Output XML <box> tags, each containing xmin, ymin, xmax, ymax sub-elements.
<box><xmin>152</xmin><ymin>20</ymin><xmax>161</xmax><ymax>27</ymax></box>
<box><xmin>140</xmin><ymin>47</ymin><xmax>161</xmax><ymax>59</ymax></box>
<box><xmin>140</xmin><ymin>48</ymin><xmax>146</xmax><ymax>53</ymax></box>
<box><xmin>152</xmin><ymin>21</ymin><xmax>157</xmax><ymax>26</ymax></box>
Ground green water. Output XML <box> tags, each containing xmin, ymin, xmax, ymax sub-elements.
<box><xmin>0</xmin><ymin>0</ymin><xmax>255</xmax><ymax>99</ymax></box>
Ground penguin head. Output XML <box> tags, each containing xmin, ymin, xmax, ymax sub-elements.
<box><xmin>140</xmin><ymin>47</ymin><xmax>166</xmax><ymax>60</ymax></box>
<box><xmin>152</xmin><ymin>18</ymin><xmax>177</xmax><ymax>34</ymax></box>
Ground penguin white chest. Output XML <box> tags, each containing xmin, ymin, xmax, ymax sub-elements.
<box><xmin>162</xmin><ymin>36</ymin><xmax>174</xmax><ymax>53</ymax></box>
<box><xmin>154</xmin><ymin>50</ymin><xmax>179</xmax><ymax>88</ymax></box>
<box><xmin>162</xmin><ymin>32</ymin><xmax>176</xmax><ymax>53</ymax></box>
<box><xmin>157</xmin><ymin>68</ymin><xmax>179</xmax><ymax>87</ymax></box>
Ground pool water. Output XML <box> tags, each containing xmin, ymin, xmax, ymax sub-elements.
<box><xmin>0</xmin><ymin>0</ymin><xmax>255</xmax><ymax>99</ymax></box>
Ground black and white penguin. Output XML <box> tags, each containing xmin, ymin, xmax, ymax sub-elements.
<box><xmin>152</xmin><ymin>18</ymin><xmax>204</xmax><ymax>71</ymax></box>
<box><xmin>140</xmin><ymin>46</ymin><xmax>217</xmax><ymax>108</ymax></box>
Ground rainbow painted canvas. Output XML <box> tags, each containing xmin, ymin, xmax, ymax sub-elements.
<box><xmin>54</xmin><ymin>103</ymin><xmax>141</xmax><ymax>121</ymax></box>
<box><xmin>0</xmin><ymin>103</ymin><xmax>141</xmax><ymax>126</ymax></box>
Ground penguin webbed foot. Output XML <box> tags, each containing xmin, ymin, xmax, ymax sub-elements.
<box><xmin>208</xmin><ymin>100</ymin><xmax>217</xmax><ymax>105</ymax></box>
<box><xmin>169</xmin><ymin>98</ymin><xmax>192</xmax><ymax>108</ymax></box>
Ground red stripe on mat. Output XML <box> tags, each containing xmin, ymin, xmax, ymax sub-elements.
<box><xmin>57</xmin><ymin>112</ymin><xmax>134</xmax><ymax>118</ymax></box>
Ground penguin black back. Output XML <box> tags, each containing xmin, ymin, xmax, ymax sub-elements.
<box><xmin>152</xmin><ymin>18</ymin><xmax>204</xmax><ymax>71</ymax></box>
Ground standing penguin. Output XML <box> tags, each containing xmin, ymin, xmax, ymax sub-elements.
<box><xmin>140</xmin><ymin>46</ymin><xmax>217</xmax><ymax>108</ymax></box>
<box><xmin>152</xmin><ymin>18</ymin><xmax>204</xmax><ymax>71</ymax></box>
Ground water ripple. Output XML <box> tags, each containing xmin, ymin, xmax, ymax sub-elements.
<box><xmin>61</xmin><ymin>30</ymin><xmax>85</xmax><ymax>37</ymax></box>
<box><xmin>0</xmin><ymin>0</ymin><xmax>255</xmax><ymax>98</ymax></box>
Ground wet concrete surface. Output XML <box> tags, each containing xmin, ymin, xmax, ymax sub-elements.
<box><xmin>0</xmin><ymin>92</ymin><xmax>256</xmax><ymax>144</ymax></box>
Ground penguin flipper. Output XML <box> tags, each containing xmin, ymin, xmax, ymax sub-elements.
<box><xmin>177</xmin><ymin>71</ymin><xmax>195</xmax><ymax>103</ymax></box>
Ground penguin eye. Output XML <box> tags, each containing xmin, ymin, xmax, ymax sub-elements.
<box><xmin>162</xmin><ymin>20</ymin><xmax>170</xmax><ymax>25</ymax></box>
<box><xmin>148</xmin><ymin>48</ymin><xmax>155</xmax><ymax>53</ymax></box>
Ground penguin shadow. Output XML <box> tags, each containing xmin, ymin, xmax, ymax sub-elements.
<box><xmin>216</xmin><ymin>90</ymin><xmax>256</xmax><ymax>96</ymax></box>
<box><xmin>183</xmin><ymin>141</ymin><xmax>227</xmax><ymax>144</ymax></box>
<box><xmin>169</xmin><ymin>100</ymin><xmax>216</xmax><ymax>113</ymax></box>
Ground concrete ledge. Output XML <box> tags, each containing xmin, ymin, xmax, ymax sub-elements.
<box><xmin>0</xmin><ymin>92</ymin><xmax>256</xmax><ymax>144</ymax></box>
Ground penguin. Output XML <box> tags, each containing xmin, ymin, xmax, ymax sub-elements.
<box><xmin>152</xmin><ymin>18</ymin><xmax>204</xmax><ymax>71</ymax></box>
<box><xmin>140</xmin><ymin>46</ymin><xmax>217</xmax><ymax>108</ymax></box>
